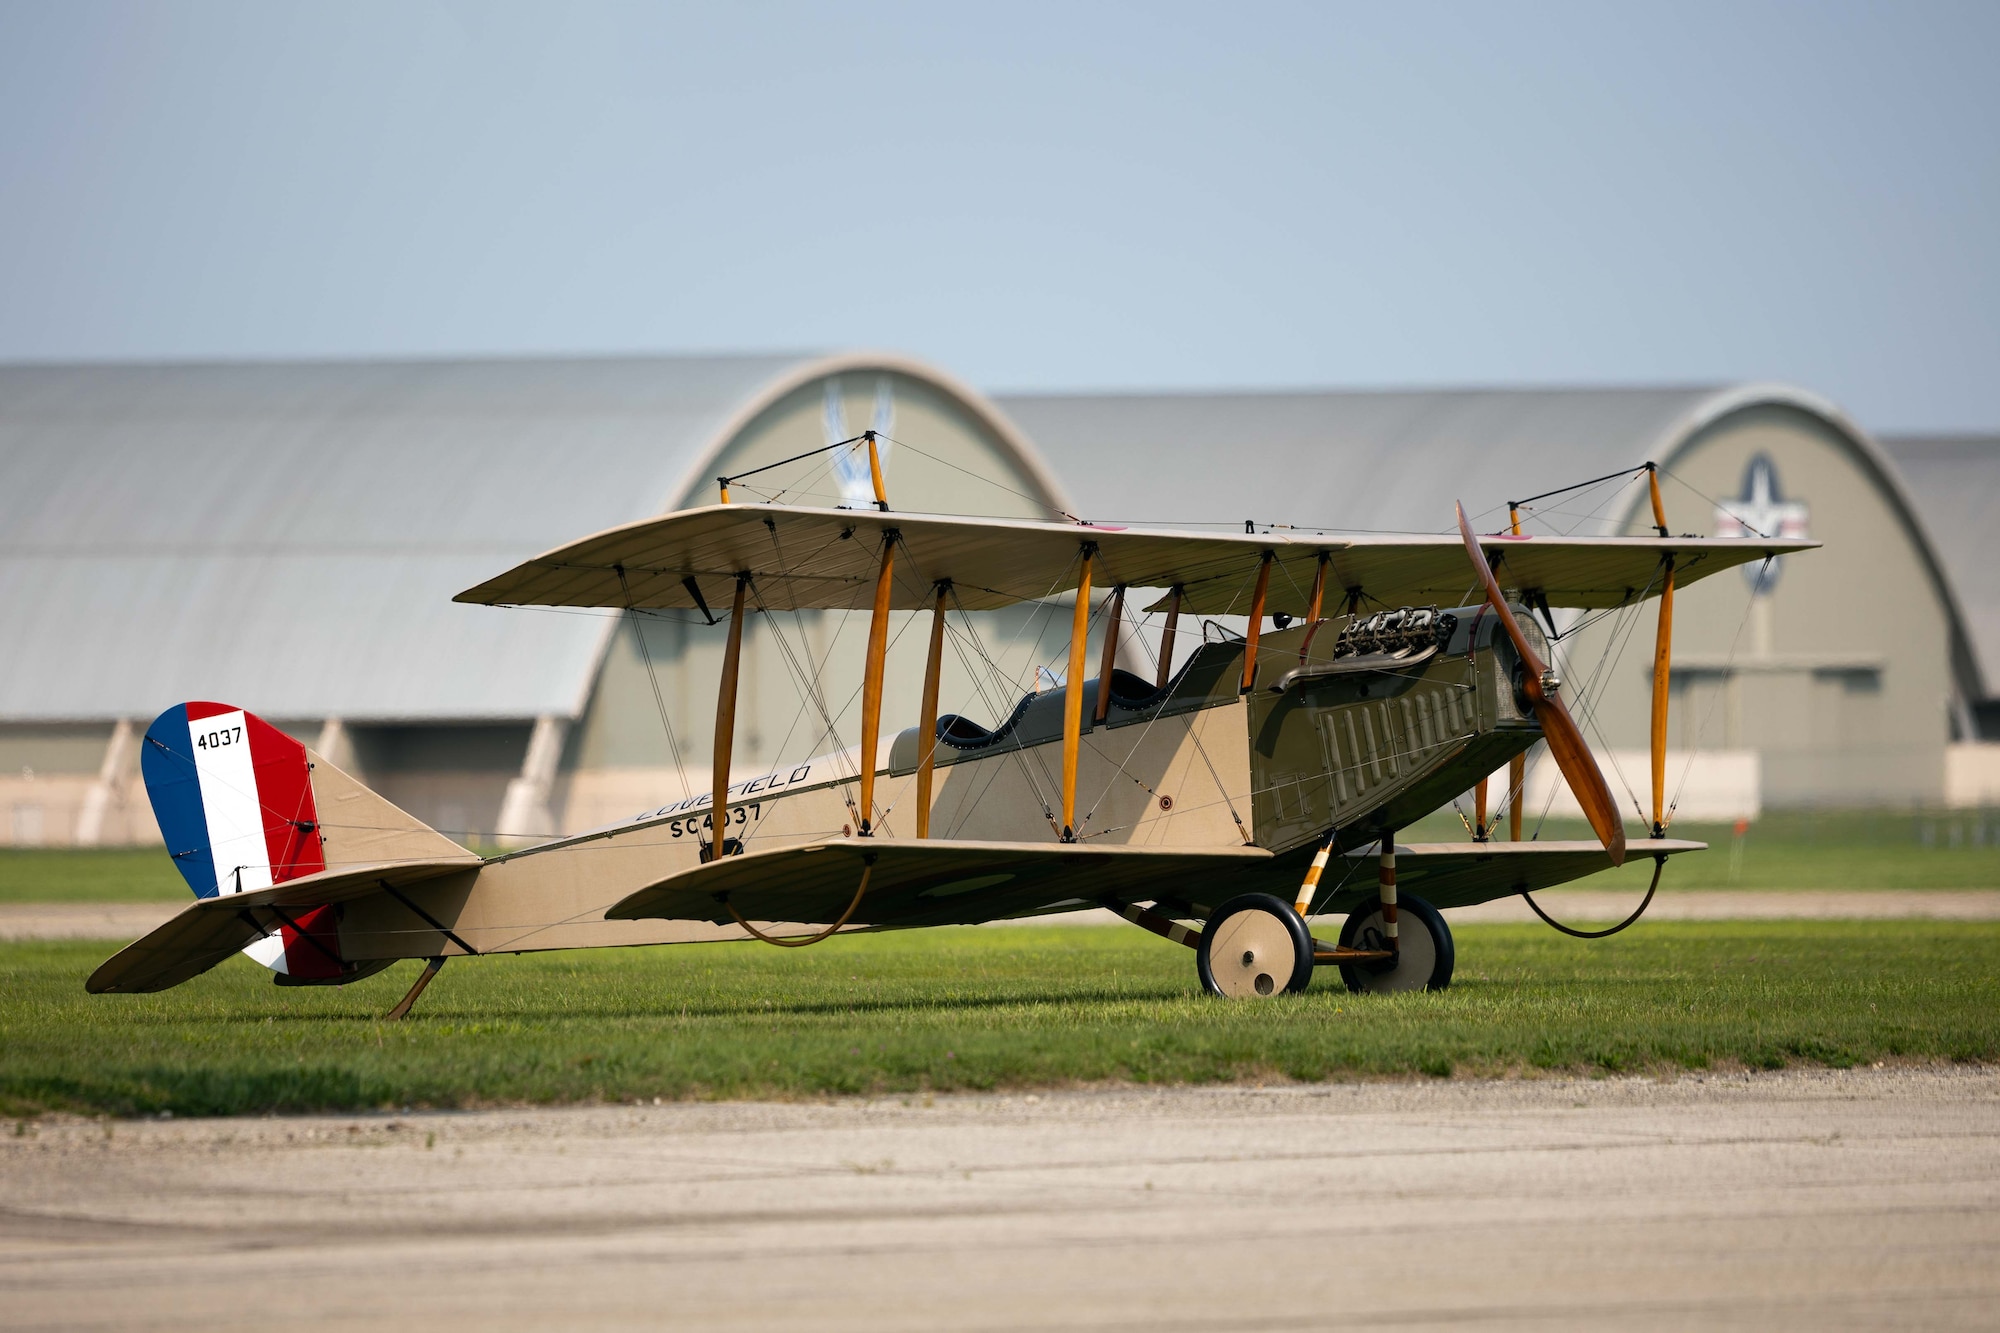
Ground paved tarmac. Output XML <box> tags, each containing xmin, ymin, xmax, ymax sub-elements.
<box><xmin>4</xmin><ymin>1066</ymin><xmax>1996</xmax><ymax>1330</ymax></box>
<box><xmin>7</xmin><ymin>889</ymin><xmax>2000</xmax><ymax>941</ymax></box>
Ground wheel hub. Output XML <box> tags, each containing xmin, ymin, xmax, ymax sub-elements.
<box><xmin>1207</xmin><ymin>909</ymin><xmax>1296</xmax><ymax>999</ymax></box>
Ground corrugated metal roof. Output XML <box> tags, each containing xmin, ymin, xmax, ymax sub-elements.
<box><xmin>997</xmin><ymin>383</ymin><xmax>1991</xmax><ymax>698</ymax></box>
<box><xmin>996</xmin><ymin>385</ymin><xmax>1723</xmax><ymax>536</ymax></box>
<box><xmin>0</xmin><ymin>353</ymin><xmax>1043</xmax><ymax>722</ymax></box>
<box><xmin>1881</xmin><ymin>435</ymin><xmax>2000</xmax><ymax>699</ymax></box>
<box><xmin>12</xmin><ymin>361</ymin><xmax>1986</xmax><ymax>725</ymax></box>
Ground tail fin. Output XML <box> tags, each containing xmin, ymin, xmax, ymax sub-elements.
<box><xmin>143</xmin><ymin>703</ymin><xmax>326</xmax><ymax>898</ymax></box>
<box><xmin>141</xmin><ymin>701</ymin><xmax>469</xmax><ymax>980</ymax></box>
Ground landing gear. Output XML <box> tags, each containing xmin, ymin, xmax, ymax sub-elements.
<box><xmin>1336</xmin><ymin>892</ymin><xmax>1454</xmax><ymax>993</ymax></box>
<box><xmin>1197</xmin><ymin>893</ymin><xmax>1315</xmax><ymax>998</ymax></box>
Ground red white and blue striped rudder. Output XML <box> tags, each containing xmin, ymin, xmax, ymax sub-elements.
<box><xmin>140</xmin><ymin>702</ymin><xmax>343</xmax><ymax>980</ymax></box>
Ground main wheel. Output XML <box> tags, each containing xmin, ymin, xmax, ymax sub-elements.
<box><xmin>1197</xmin><ymin>893</ymin><xmax>1315</xmax><ymax>998</ymax></box>
<box><xmin>1337</xmin><ymin>892</ymin><xmax>1454</xmax><ymax>993</ymax></box>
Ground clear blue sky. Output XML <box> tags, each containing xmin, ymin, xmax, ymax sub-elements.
<box><xmin>2</xmin><ymin>1</ymin><xmax>1994</xmax><ymax>431</ymax></box>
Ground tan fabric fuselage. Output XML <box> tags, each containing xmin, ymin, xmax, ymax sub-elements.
<box><xmin>334</xmin><ymin>699</ymin><xmax>1254</xmax><ymax>961</ymax></box>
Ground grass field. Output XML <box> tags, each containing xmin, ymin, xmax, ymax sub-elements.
<box><xmin>4</xmin><ymin>921</ymin><xmax>1994</xmax><ymax>1117</ymax></box>
<box><xmin>12</xmin><ymin>808</ymin><xmax>2000</xmax><ymax>907</ymax></box>
<box><xmin>0</xmin><ymin>850</ymin><xmax>188</xmax><ymax>903</ymax></box>
<box><xmin>1405</xmin><ymin>810</ymin><xmax>2000</xmax><ymax>890</ymax></box>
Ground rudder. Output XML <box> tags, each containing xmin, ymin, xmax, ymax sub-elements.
<box><xmin>144</xmin><ymin>702</ymin><xmax>326</xmax><ymax>898</ymax></box>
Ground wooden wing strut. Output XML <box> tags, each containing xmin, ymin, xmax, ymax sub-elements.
<box><xmin>916</xmin><ymin>581</ymin><xmax>948</xmax><ymax>838</ymax></box>
<box><xmin>1155</xmin><ymin>584</ymin><xmax>1183</xmax><ymax>689</ymax></box>
<box><xmin>1475</xmin><ymin>505</ymin><xmax>1527</xmax><ymax>841</ymax></box>
<box><xmin>711</xmin><ymin>574</ymin><xmax>749</xmax><ymax>862</ymax></box>
<box><xmin>1060</xmin><ymin>543</ymin><xmax>1096</xmax><ymax>841</ymax></box>
<box><xmin>1647</xmin><ymin>464</ymin><xmax>1675</xmax><ymax>836</ymax></box>
<box><xmin>857</xmin><ymin>532</ymin><xmax>897</xmax><ymax>836</ymax></box>
<box><xmin>1094</xmin><ymin>584</ymin><xmax>1125</xmax><ymax>725</ymax></box>
<box><xmin>1299</xmin><ymin>551</ymin><xmax>1330</xmax><ymax>663</ymax></box>
<box><xmin>1241</xmin><ymin>551</ymin><xmax>1273</xmax><ymax>694</ymax></box>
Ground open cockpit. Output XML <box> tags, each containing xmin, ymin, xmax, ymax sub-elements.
<box><xmin>887</xmin><ymin>638</ymin><xmax>1247</xmax><ymax>777</ymax></box>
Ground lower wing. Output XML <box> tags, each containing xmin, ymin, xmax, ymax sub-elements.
<box><xmin>607</xmin><ymin>839</ymin><xmax>1276</xmax><ymax>928</ymax></box>
<box><xmin>1323</xmin><ymin>838</ymin><xmax>1707</xmax><ymax>912</ymax></box>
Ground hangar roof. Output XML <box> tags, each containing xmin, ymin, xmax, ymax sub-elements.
<box><xmin>0</xmin><ymin>353</ymin><xmax>1057</xmax><ymax>722</ymax></box>
<box><xmin>1881</xmin><ymin>435</ymin><xmax>2000</xmax><ymax>700</ymax></box>
<box><xmin>999</xmin><ymin>384</ymin><xmax>1784</xmax><ymax>535</ymax></box>
<box><xmin>998</xmin><ymin>383</ymin><xmax>1990</xmax><ymax>699</ymax></box>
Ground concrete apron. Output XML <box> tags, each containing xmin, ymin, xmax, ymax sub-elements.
<box><xmin>4</xmin><ymin>1067</ymin><xmax>1997</xmax><ymax>1330</ymax></box>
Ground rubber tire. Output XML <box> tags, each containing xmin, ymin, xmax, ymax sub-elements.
<box><xmin>1197</xmin><ymin>893</ymin><xmax>1315</xmax><ymax>998</ymax></box>
<box><xmin>1336</xmin><ymin>891</ymin><xmax>1454</xmax><ymax>994</ymax></box>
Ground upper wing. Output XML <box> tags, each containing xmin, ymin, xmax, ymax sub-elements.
<box><xmin>86</xmin><ymin>856</ymin><xmax>478</xmax><ymax>994</ymax></box>
<box><xmin>607</xmin><ymin>838</ymin><xmax>1277</xmax><ymax>928</ymax></box>
<box><xmin>1322</xmin><ymin>838</ymin><xmax>1707</xmax><ymax>912</ymax></box>
<box><xmin>454</xmin><ymin>502</ymin><xmax>1816</xmax><ymax>615</ymax></box>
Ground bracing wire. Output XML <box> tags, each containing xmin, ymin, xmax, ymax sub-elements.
<box><xmin>616</xmin><ymin>565</ymin><xmax>691</xmax><ymax>800</ymax></box>
<box><xmin>882</xmin><ymin>434</ymin><xmax>1078</xmax><ymax>523</ymax></box>
<box><xmin>1117</xmin><ymin>600</ymin><xmax>1252</xmax><ymax>844</ymax></box>
<box><xmin>1664</xmin><ymin>558</ymin><xmax>1768</xmax><ymax>822</ymax></box>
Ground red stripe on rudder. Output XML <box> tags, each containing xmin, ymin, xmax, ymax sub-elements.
<box><xmin>245</xmin><ymin>714</ymin><xmax>326</xmax><ymax>883</ymax></box>
<box><xmin>280</xmin><ymin>905</ymin><xmax>344</xmax><ymax>980</ymax></box>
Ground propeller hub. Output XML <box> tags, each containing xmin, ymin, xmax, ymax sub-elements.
<box><xmin>1539</xmin><ymin>667</ymin><xmax>1562</xmax><ymax>696</ymax></box>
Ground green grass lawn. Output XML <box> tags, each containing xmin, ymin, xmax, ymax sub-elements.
<box><xmin>0</xmin><ymin>850</ymin><xmax>188</xmax><ymax>903</ymax></box>
<box><xmin>14</xmin><ymin>807</ymin><xmax>2000</xmax><ymax>907</ymax></box>
<box><xmin>4</xmin><ymin>921</ymin><xmax>1994</xmax><ymax>1117</ymax></box>
<box><xmin>1404</xmin><ymin>810</ymin><xmax>2000</xmax><ymax>891</ymax></box>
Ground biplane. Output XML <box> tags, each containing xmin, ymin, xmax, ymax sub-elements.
<box><xmin>90</xmin><ymin>440</ymin><xmax>1814</xmax><ymax>1013</ymax></box>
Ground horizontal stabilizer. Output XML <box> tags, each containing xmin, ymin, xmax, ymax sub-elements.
<box><xmin>1324</xmin><ymin>838</ymin><xmax>1707</xmax><ymax>913</ymax></box>
<box><xmin>607</xmin><ymin>838</ymin><xmax>1275</xmax><ymax>929</ymax></box>
<box><xmin>87</xmin><ymin>855</ymin><xmax>479</xmax><ymax>994</ymax></box>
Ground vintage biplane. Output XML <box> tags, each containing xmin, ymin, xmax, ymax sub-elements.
<box><xmin>90</xmin><ymin>442</ymin><xmax>1814</xmax><ymax>1013</ymax></box>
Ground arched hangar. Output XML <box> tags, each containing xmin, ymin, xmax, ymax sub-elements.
<box><xmin>4</xmin><ymin>364</ymin><xmax>1993</xmax><ymax>848</ymax></box>
<box><xmin>1004</xmin><ymin>383</ymin><xmax>1982</xmax><ymax>812</ymax></box>
<box><xmin>0</xmin><ymin>353</ymin><xmax>1070</xmax><ymax>846</ymax></box>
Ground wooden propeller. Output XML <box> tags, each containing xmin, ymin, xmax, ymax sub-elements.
<box><xmin>1455</xmin><ymin>503</ymin><xmax>1626</xmax><ymax>867</ymax></box>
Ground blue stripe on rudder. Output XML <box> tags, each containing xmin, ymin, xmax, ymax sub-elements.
<box><xmin>141</xmin><ymin>705</ymin><xmax>218</xmax><ymax>899</ymax></box>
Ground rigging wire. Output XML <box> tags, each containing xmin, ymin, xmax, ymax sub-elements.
<box><xmin>1567</xmin><ymin>603</ymin><xmax>1656</xmax><ymax>828</ymax></box>
<box><xmin>1659</xmin><ymin>466</ymin><xmax>1770</xmax><ymax>537</ymax></box>
<box><xmin>615</xmin><ymin>566</ymin><xmax>691</xmax><ymax>800</ymax></box>
<box><xmin>754</xmin><ymin>521</ymin><xmax>859</xmax><ymax>770</ymax></box>
<box><xmin>715</xmin><ymin>433</ymin><xmax>865</xmax><ymax>491</ymax></box>
<box><xmin>938</xmin><ymin>560</ymin><xmax>1083</xmax><ymax>834</ymax></box>
<box><xmin>882</xmin><ymin>434</ymin><xmax>1078</xmax><ymax>523</ymax></box>
<box><xmin>1507</xmin><ymin>464</ymin><xmax>1654</xmax><ymax>514</ymax></box>
<box><xmin>1117</xmin><ymin>602</ymin><xmax>1253</xmax><ymax>845</ymax></box>
<box><xmin>1520</xmin><ymin>570</ymin><xmax>1652</xmax><ymax>843</ymax></box>
<box><xmin>1506</xmin><ymin>470</ymin><xmax>1652</xmax><ymax>537</ymax></box>
<box><xmin>1553</xmin><ymin>561</ymin><xmax>1665</xmax><ymax>826</ymax></box>
<box><xmin>745</xmin><ymin>580</ymin><xmax>860</xmax><ymax>813</ymax></box>
<box><xmin>1665</xmin><ymin>558</ymin><xmax>1768</xmax><ymax>823</ymax></box>
<box><xmin>937</xmin><ymin>605</ymin><xmax>1063</xmax><ymax>831</ymax></box>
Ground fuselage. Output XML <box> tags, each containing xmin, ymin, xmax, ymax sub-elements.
<box><xmin>335</xmin><ymin>605</ymin><xmax>1544</xmax><ymax>962</ymax></box>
